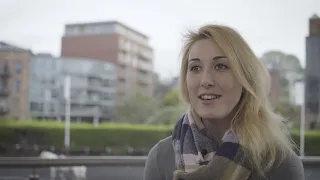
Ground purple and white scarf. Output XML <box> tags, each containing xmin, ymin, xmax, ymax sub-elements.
<box><xmin>172</xmin><ymin>108</ymin><xmax>252</xmax><ymax>180</ymax></box>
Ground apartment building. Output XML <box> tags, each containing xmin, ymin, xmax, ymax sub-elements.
<box><xmin>305</xmin><ymin>14</ymin><xmax>320</xmax><ymax>129</ymax></box>
<box><xmin>29</xmin><ymin>54</ymin><xmax>117</xmax><ymax>123</ymax></box>
<box><xmin>0</xmin><ymin>42</ymin><xmax>32</xmax><ymax>120</ymax></box>
<box><xmin>0</xmin><ymin>60</ymin><xmax>10</xmax><ymax>116</ymax></box>
<box><xmin>61</xmin><ymin>21</ymin><xmax>154</xmax><ymax>106</ymax></box>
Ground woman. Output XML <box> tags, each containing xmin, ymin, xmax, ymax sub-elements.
<box><xmin>144</xmin><ymin>24</ymin><xmax>304</xmax><ymax>180</ymax></box>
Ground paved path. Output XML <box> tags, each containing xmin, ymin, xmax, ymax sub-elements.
<box><xmin>0</xmin><ymin>166</ymin><xmax>144</xmax><ymax>180</ymax></box>
<box><xmin>0</xmin><ymin>165</ymin><xmax>319</xmax><ymax>180</ymax></box>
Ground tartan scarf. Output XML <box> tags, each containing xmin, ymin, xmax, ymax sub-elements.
<box><xmin>172</xmin><ymin>108</ymin><xmax>252</xmax><ymax>180</ymax></box>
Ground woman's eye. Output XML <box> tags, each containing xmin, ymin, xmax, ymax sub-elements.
<box><xmin>190</xmin><ymin>66</ymin><xmax>202</xmax><ymax>72</ymax></box>
<box><xmin>214</xmin><ymin>64</ymin><xmax>228</xmax><ymax>70</ymax></box>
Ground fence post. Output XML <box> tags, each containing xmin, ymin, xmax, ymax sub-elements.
<box><xmin>28</xmin><ymin>168</ymin><xmax>40</xmax><ymax>180</ymax></box>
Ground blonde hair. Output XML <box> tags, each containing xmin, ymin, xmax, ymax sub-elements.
<box><xmin>179</xmin><ymin>24</ymin><xmax>296</xmax><ymax>175</ymax></box>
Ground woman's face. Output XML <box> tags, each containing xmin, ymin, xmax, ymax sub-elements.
<box><xmin>186</xmin><ymin>39</ymin><xmax>242</xmax><ymax>121</ymax></box>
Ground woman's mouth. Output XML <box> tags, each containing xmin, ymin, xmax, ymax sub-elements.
<box><xmin>198</xmin><ymin>94</ymin><xmax>222</xmax><ymax>105</ymax></box>
<box><xmin>199</xmin><ymin>95</ymin><xmax>221</xmax><ymax>100</ymax></box>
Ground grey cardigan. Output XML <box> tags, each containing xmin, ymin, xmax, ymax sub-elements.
<box><xmin>144</xmin><ymin>136</ymin><xmax>305</xmax><ymax>180</ymax></box>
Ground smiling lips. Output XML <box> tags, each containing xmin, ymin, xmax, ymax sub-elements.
<box><xmin>198</xmin><ymin>93</ymin><xmax>221</xmax><ymax>105</ymax></box>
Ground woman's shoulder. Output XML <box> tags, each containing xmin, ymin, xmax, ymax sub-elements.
<box><xmin>261</xmin><ymin>150</ymin><xmax>304</xmax><ymax>180</ymax></box>
<box><xmin>148</xmin><ymin>135</ymin><xmax>175</xmax><ymax>165</ymax></box>
<box><xmin>157</xmin><ymin>136</ymin><xmax>175</xmax><ymax>152</ymax></box>
<box><xmin>147</xmin><ymin>136</ymin><xmax>174</xmax><ymax>158</ymax></box>
<box><xmin>144</xmin><ymin>136</ymin><xmax>175</xmax><ymax>180</ymax></box>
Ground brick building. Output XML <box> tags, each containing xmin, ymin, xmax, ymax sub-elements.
<box><xmin>0</xmin><ymin>42</ymin><xmax>32</xmax><ymax>120</ymax></box>
<box><xmin>305</xmin><ymin>14</ymin><xmax>320</xmax><ymax>129</ymax></box>
<box><xmin>61</xmin><ymin>21</ymin><xmax>155</xmax><ymax>106</ymax></box>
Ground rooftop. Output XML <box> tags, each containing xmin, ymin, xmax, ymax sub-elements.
<box><xmin>0</xmin><ymin>41</ymin><xmax>31</xmax><ymax>52</ymax></box>
<box><xmin>311</xmin><ymin>14</ymin><xmax>320</xmax><ymax>19</ymax></box>
<box><xmin>65</xmin><ymin>20</ymin><xmax>149</xmax><ymax>39</ymax></box>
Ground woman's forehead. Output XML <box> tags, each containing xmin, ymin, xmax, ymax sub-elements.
<box><xmin>188</xmin><ymin>39</ymin><xmax>225</xmax><ymax>60</ymax></box>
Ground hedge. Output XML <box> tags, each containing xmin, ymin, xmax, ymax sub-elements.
<box><xmin>291</xmin><ymin>130</ymin><xmax>320</xmax><ymax>156</ymax></box>
<box><xmin>1</xmin><ymin>120</ymin><xmax>320</xmax><ymax>156</ymax></box>
<box><xmin>0</xmin><ymin>120</ymin><xmax>173</xmax><ymax>152</ymax></box>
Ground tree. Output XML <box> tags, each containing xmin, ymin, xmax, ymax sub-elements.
<box><xmin>116</xmin><ymin>94</ymin><xmax>157</xmax><ymax>124</ymax></box>
<box><xmin>261</xmin><ymin>51</ymin><xmax>303</xmax><ymax>105</ymax></box>
<box><xmin>154</xmin><ymin>80</ymin><xmax>172</xmax><ymax>99</ymax></box>
<box><xmin>146</xmin><ymin>104</ymin><xmax>187</xmax><ymax>125</ymax></box>
<box><xmin>154</xmin><ymin>77</ymin><xmax>179</xmax><ymax>100</ymax></box>
<box><xmin>146</xmin><ymin>88</ymin><xmax>188</xmax><ymax>125</ymax></box>
<box><xmin>274</xmin><ymin>103</ymin><xmax>301</xmax><ymax>127</ymax></box>
<box><xmin>160</xmin><ymin>88</ymin><xmax>181</xmax><ymax>107</ymax></box>
<box><xmin>260</xmin><ymin>51</ymin><xmax>303</xmax><ymax>73</ymax></box>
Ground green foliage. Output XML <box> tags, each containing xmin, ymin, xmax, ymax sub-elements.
<box><xmin>291</xmin><ymin>130</ymin><xmax>320</xmax><ymax>156</ymax></box>
<box><xmin>161</xmin><ymin>89</ymin><xmax>181</xmax><ymax>107</ymax></box>
<box><xmin>0</xmin><ymin>120</ymin><xmax>173</xmax><ymax>151</ymax></box>
<box><xmin>261</xmin><ymin>51</ymin><xmax>303</xmax><ymax>73</ymax></box>
<box><xmin>117</xmin><ymin>94</ymin><xmax>158</xmax><ymax>124</ymax></box>
<box><xmin>261</xmin><ymin>51</ymin><xmax>303</xmax><ymax>106</ymax></box>
<box><xmin>275</xmin><ymin>103</ymin><xmax>301</xmax><ymax>122</ymax></box>
<box><xmin>146</xmin><ymin>104</ymin><xmax>187</xmax><ymax>125</ymax></box>
<box><xmin>145</xmin><ymin>88</ymin><xmax>187</xmax><ymax>125</ymax></box>
<box><xmin>116</xmin><ymin>88</ymin><xmax>185</xmax><ymax>125</ymax></box>
<box><xmin>2</xmin><ymin>120</ymin><xmax>320</xmax><ymax>156</ymax></box>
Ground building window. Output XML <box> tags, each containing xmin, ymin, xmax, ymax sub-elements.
<box><xmin>15</xmin><ymin>63</ymin><xmax>22</xmax><ymax>74</ymax></box>
<box><xmin>119</xmin><ymin>63</ymin><xmax>126</xmax><ymax>69</ymax></box>
<box><xmin>49</xmin><ymin>104</ymin><xmax>55</xmax><ymax>112</ymax></box>
<box><xmin>1</xmin><ymin>80</ymin><xmax>8</xmax><ymax>88</ymax></box>
<box><xmin>118</xmin><ymin>78</ymin><xmax>125</xmax><ymax>82</ymax></box>
<box><xmin>30</xmin><ymin>102</ymin><xmax>38</xmax><ymax>111</ymax></box>
<box><xmin>11</xmin><ymin>97</ymin><xmax>20</xmax><ymax>116</ymax></box>
<box><xmin>15</xmin><ymin>80</ymin><xmax>21</xmax><ymax>92</ymax></box>
<box><xmin>30</xmin><ymin>102</ymin><xmax>44</xmax><ymax>112</ymax></box>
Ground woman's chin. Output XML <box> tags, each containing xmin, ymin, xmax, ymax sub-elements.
<box><xmin>199</xmin><ymin>113</ymin><xmax>227</xmax><ymax>121</ymax></box>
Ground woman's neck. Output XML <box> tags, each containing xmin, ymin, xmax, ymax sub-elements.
<box><xmin>202</xmin><ymin>117</ymin><xmax>231</xmax><ymax>143</ymax></box>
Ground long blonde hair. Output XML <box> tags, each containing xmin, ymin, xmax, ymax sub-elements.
<box><xmin>179</xmin><ymin>24</ymin><xmax>296</xmax><ymax>175</ymax></box>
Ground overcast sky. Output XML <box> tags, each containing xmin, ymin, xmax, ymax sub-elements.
<box><xmin>1</xmin><ymin>0</ymin><xmax>319</xmax><ymax>80</ymax></box>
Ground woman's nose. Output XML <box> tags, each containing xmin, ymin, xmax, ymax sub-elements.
<box><xmin>200</xmin><ymin>72</ymin><xmax>215</xmax><ymax>88</ymax></box>
<box><xmin>201</xmin><ymin>81</ymin><xmax>214</xmax><ymax>88</ymax></box>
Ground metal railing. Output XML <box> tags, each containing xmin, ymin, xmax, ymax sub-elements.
<box><xmin>0</xmin><ymin>156</ymin><xmax>319</xmax><ymax>180</ymax></box>
<box><xmin>300</xmin><ymin>156</ymin><xmax>320</xmax><ymax>165</ymax></box>
<box><xmin>0</xmin><ymin>156</ymin><xmax>320</xmax><ymax>168</ymax></box>
<box><xmin>0</xmin><ymin>156</ymin><xmax>147</xmax><ymax>168</ymax></box>
<box><xmin>0</xmin><ymin>156</ymin><xmax>147</xmax><ymax>180</ymax></box>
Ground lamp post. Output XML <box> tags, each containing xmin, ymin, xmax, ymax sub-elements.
<box><xmin>63</xmin><ymin>76</ymin><xmax>71</xmax><ymax>153</ymax></box>
<box><xmin>44</xmin><ymin>89</ymin><xmax>51</xmax><ymax>120</ymax></box>
<box><xmin>300</xmin><ymin>80</ymin><xmax>305</xmax><ymax>157</ymax></box>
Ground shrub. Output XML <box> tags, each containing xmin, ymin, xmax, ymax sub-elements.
<box><xmin>0</xmin><ymin>120</ymin><xmax>173</xmax><ymax>151</ymax></box>
<box><xmin>1</xmin><ymin>120</ymin><xmax>320</xmax><ymax>156</ymax></box>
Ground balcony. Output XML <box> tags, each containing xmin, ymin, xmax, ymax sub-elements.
<box><xmin>0</xmin><ymin>98</ymin><xmax>8</xmax><ymax>115</ymax></box>
<box><xmin>0</xmin><ymin>64</ymin><xmax>10</xmax><ymax>78</ymax></box>
<box><xmin>136</xmin><ymin>74</ymin><xmax>152</xmax><ymax>85</ymax></box>
<box><xmin>0</xmin><ymin>88</ymin><xmax>9</xmax><ymax>97</ymax></box>
<box><xmin>0</xmin><ymin>107</ymin><xmax>8</xmax><ymax>115</ymax></box>
<box><xmin>137</xmin><ymin>50</ymin><xmax>152</xmax><ymax>61</ymax></box>
<box><xmin>87</xmin><ymin>86</ymin><xmax>115</xmax><ymax>93</ymax></box>
<box><xmin>136</xmin><ymin>60</ymin><xmax>152</xmax><ymax>71</ymax></box>
<box><xmin>68</xmin><ymin>95</ymin><xmax>114</xmax><ymax>107</ymax></box>
<box><xmin>63</xmin><ymin>107</ymin><xmax>101</xmax><ymax>117</ymax></box>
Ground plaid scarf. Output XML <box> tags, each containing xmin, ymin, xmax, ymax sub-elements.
<box><xmin>172</xmin><ymin>108</ymin><xmax>252</xmax><ymax>180</ymax></box>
